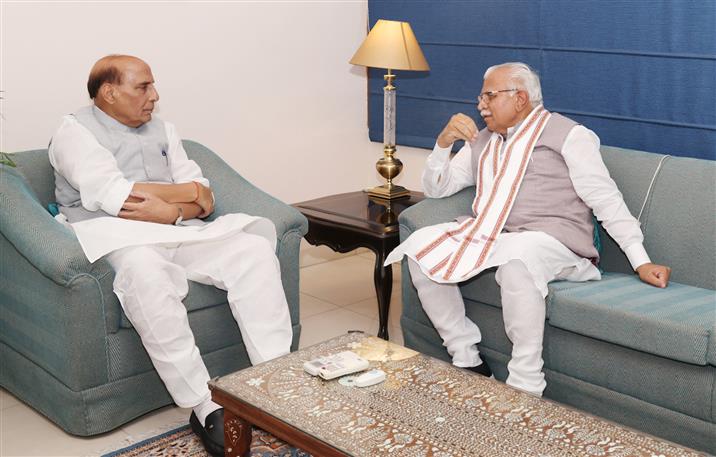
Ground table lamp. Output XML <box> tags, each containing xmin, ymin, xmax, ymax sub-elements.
<box><xmin>350</xmin><ymin>19</ymin><xmax>430</xmax><ymax>200</ymax></box>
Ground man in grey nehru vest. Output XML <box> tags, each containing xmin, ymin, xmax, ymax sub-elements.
<box><xmin>49</xmin><ymin>55</ymin><xmax>292</xmax><ymax>456</ymax></box>
<box><xmin>385</xmin><ymin>62</ymin><xmax>671</xmax><ymax>396</ymax></box>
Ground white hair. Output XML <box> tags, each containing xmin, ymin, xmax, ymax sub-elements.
<box><xmin>484</xmin><ymin>62</ymin><xmax>543</xmax><ymax>106</ymax></box>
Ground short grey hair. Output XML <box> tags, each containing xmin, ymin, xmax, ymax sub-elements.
<box><xmin>484</xmin><ymin>62</ymin><xmax>543</xmax><ymax>106</ymax></box>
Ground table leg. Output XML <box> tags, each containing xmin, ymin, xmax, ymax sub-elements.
<box><xmin>373</xmin><ymin>250</ymin><xmax>393</xmax><ymax>340</ymax></box>
<box><xmin>224</xmin><ymin>409</ymin><xmax>252</xmax><ymax>457</ymax></box>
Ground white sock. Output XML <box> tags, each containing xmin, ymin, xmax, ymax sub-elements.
<box><xmin>193</xmin><ymin>399</ymin><xmax>222</xmax><ymax>426</ymax></box>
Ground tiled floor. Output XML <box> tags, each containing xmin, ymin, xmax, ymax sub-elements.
<box><xmin>0</xmin><ymin>243</ymin><xmax>404</xmax><ymax>456</ymax></box>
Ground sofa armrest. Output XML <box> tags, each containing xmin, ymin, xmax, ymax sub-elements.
<box><xmin>398</xmin><ymin>187</ymin><xmax>475</xmax><ymax>238</ymax></box>
<box><xmin>0</xmin><ymin>165</ymin><xmax>112</xmax><ymax>285</ymax></box>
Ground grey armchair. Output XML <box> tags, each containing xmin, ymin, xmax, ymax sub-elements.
<box><xmin>0</xmin><ymin>140</ymin><xmax>308</xmax><ymax>436</ymax></box>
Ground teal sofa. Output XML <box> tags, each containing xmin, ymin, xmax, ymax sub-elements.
<box><xmin>398</xmin><ymin>146</ymin><xmax>716</xmax><ymax>453</ymax></box>
<box><xmin>0</xmin><ymin>140</ymin><xmax>308</xmax><ymax>436</ymax></box>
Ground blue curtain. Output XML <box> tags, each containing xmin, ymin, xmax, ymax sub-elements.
<box><xmin>366</xmin><ymin>0</ymin><xmax>716</xmax><ymax>160</ymax></box>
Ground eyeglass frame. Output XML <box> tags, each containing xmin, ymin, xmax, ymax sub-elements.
<box><xmin>477</xmin><ymin>88</ymin><xmax>519</xmax><ymax>104</ymax></box>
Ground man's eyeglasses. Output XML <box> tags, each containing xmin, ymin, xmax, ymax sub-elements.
<box><xmin>477</xmin><ymin>88</ymin><xmax>518</xmax><ymax>104</ymax></box>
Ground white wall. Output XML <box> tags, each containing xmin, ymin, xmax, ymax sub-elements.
<box><xmin>0</xmin><ymin>1</ymin><xmax>428</xmax><ymax>204</ymax></box>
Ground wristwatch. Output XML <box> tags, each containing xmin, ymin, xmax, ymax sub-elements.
<box><xmin>173</xmin><ymin>206</ymin><xmax>184</xmax><ymax>225</ymax></box>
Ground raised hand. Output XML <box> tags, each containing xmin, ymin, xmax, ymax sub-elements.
<box><xmin>636</xmin><ymin>263</ymin><xmax>672</xmax><ymax>288</ymax></box>
<box><xmin>120</xmin><ymin>190</ymin><xmax>178</xmax><ymax>224</ymax></box>
<box><xmin>437</xmin><ymin>113</ymin><xmax>479</xmax><ymax>148</ymax></box>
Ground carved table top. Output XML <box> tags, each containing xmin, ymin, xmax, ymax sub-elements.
<box><xmin>211</xmin><ymin>333</ymin><xmax>703</xmax><ymax>457</ymax></box>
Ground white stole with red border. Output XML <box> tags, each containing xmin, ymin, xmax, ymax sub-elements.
<box><xmin>393</xmin><ymin>106</ymin><xmax>551</xmax><ymax>283</ymax></box>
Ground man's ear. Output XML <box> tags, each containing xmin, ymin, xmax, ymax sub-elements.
<box><xmin>99</xmin><ymin>83</ymin><xmax>116</xmax><ymax>105</ymax></box>
<box><xmin>515</xmin><ymin>90</ymin><xmax>529</xmax><ymax>112</ymax></box>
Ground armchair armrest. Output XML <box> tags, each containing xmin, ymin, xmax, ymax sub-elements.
<box><xmin>398</xmin><ymin>187</ymin><xmax>476</xmax><ymax>239</ymax></box>
<box><xmin>213</xmin><ymin>181</ymin><xmax>308</xmax><ymax>242</ymax></box>
<box><xmin>183</xmin><ymin>140</ymin><xmax>308</xmax><ymax>242</ymax></box>
<box><xmin>1</xmin><ymin>165</ymin><xmax>114</xmax><ymax>390</ymax></box>
<box><xmin>0</xmin><ymin>165</ymin><xmax>112</xmax><ymax>285</ymax></box>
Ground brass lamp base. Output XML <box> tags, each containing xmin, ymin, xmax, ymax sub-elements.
<box><xmin>367</xmin><ymin>183</ymin><xmax>410</xmax><ymax>200</ymax></box>
<box><xmin>367</xmin><ymin>144</ymin><xmax>411</xmax><ymax>200</ymax></box>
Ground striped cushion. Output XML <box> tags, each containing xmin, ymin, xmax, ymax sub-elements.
<box><xmin>547</xmin><ymin>273</ymin><xmax>716</xmax><ymax>366</ymax></box>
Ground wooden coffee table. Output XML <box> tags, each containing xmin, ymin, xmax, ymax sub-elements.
<box><xmin>293</xmin><ymin>191</ymin><xmax>424</xmax><ymax>340</ymax></box>
<box><xmin>209</xmin><ymin>333</ymin><xmax>704</xmax><ymax>456</ymax></box>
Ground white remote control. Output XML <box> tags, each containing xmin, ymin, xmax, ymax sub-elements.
<box><xmin>354</xmin><ymin>369</ymin><xmax>386</xmax><ymax>387</ymax></box>
<box><xmin>303</xmin><ymin>351</ymin><xmax>370</xmax><ymax>380</ymax></box>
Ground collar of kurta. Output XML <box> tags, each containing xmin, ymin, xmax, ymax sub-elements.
<box><xmin>92</xmin><ymin>105</ymin><xmax>139</xmax><ymax>133</ymax></box>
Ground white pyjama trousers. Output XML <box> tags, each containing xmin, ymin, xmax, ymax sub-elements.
<box><xmin>407</xmin><ymin>231</ymin><xmax>599</xmax><ymax>396</ymax></box>
<box><xmin>107</xmin><ymin>230</ymin><xmax>293</xmax><ymax>408</ymax></box>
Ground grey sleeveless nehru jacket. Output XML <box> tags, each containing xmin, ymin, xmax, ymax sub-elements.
<box><xmin>54</xmin><ymin>105</ymin><xmax>172</xmax><ymax>222</ymax></box>
<box><xmin>469</xmin><ymin>113</ymin><xmax>598</xmax><ymax>261</ymax></box>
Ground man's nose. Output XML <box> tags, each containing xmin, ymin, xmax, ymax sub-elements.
<box><xmin>150</xmin><ymin>85</ymin><xmax>160</xmax><ymax>102</ymax></box>
<box><xmin>477</xmin><ymin>98</ymin><xmax>486</xmax><ymax>111</ymax></box>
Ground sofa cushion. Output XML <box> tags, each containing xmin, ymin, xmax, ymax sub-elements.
<box><xmin>459</xmin><ymin>267</ymin><xmax>597</xmax><ymax>310</ymax></box>
<box><xmin>451</xmin><ymin>269</ymin><xmax>715</xmax><ymax>367</ymax></box>
<box><xmin>547</xmin><ymin>273</ymin><xmax>715</xmax><ymax>366</ymax></box>
<box><xmin>459</xmin><ymin>269</ymin><xmax>502</xmax><ymax>308</ymax></box>
<box><xmin>708</xmin><ymin>321</ymin><xmax>716</xmax><ymax>367</ymax></box>
<box><xmin>120</xmin><ymin>281</ymin><xmax>228</xmax><ymax>329</ymax></box>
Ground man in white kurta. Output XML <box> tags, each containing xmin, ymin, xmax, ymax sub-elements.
<box><xmin>49</xmin><ymin>55</ymin><xmax>291</xmax><ymax>456</ymax></box>
<box><xmin>386</xmin><ymin>62</ymin><xmax>671</xmax><ymax>396</ymax></box>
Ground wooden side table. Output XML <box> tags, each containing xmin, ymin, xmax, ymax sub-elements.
<box><xmin>293</xmin><ymin>191</ymin><xmax>424</xmax><ymax>340</ymax></box>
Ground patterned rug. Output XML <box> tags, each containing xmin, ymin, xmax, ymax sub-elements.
<box><xmin>102</xmin><ymin>425</ymin><xmax>312</xmax><ymax>457</ymax></box>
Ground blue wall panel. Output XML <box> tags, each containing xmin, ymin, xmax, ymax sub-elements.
<box><xmin>366</xmin><ymin>0</ymin><xmax>716</xmax><ymax>160</ymax></box>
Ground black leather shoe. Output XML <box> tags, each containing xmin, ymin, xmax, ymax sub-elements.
<box><xmin>467</xmin><ymin>358</ymin><xmax>493</xmax><ymax>377</ymax></box>
<box><xmin>190</xmin><ymin>408</ymin><xmax>225</xmax><ymax>457</ymax></box>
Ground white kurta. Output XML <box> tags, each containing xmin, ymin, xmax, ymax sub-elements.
<box><xmin>49</xmin><ymin>115</ymin><xmax>274</xmax><ymax>262</ymax></box>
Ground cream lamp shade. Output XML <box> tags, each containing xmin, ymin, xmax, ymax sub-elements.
<box><xmin>349</xmin><ymin>19</ymin><xmax>430</xmax><ymax>200</ymax></box>
<box><xmin>350</xmin><ymin>19</ymin><xmax>430</xmax><ymax>71</ymax></box>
